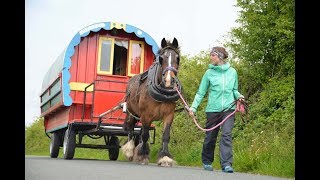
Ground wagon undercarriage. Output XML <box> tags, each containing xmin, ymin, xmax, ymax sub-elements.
<box><xmin>49</xmin><ymin>121</ymin><xmax>155</xmax><ymax>160</ymax></box>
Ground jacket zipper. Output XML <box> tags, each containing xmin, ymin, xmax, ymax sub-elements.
<box><xmin>222</xmin><ymin>72</ymin><xmax>225</xmax><ymax>111</ymax></box>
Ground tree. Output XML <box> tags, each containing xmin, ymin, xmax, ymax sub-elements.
<box><xmin>226</xmin><ymin>0</ymin><xmax>295</xmax><ymax>98</ymax></box>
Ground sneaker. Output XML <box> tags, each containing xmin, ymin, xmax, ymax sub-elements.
<box><xmin>203</xmin><ymin>164</ymin><xmax>213</xmax><ymax>171</ymax></box>
<box><xmin>222</xmin><ymin>166</ymin><xmax>234</xmax><ymax>173</ymax></box>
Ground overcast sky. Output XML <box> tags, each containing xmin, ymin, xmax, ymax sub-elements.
<box><xmin>25</xmin><ymin>0</ymin><xmax>240</xmax><ymax>126</ymax></box>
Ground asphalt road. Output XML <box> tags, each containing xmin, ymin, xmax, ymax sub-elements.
<box><xmin>25</xmin><ymin>156</ymin><xmax>292</xmax><ymax>180</ymax></box>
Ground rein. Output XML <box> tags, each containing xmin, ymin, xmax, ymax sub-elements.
<box><xmin>175</xmin><ymin>86</ymin><xmax>246</xmax><ymax>131</ymax></box>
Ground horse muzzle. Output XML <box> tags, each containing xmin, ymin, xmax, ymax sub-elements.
<box><xmin>162</xmin><ymin>75</ymin><xmax>179</xmax><ymax>89</ymax></box>
<box><xmin>162</xmin><ymin>67</ymin><xmax>178</xmax><ymax>89</ymax></box>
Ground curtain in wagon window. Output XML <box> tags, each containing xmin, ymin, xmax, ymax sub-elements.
<box><xmin>130</xmin><ymin>43</ymin><xmax>142</xmax><ymax>74</ymax></box>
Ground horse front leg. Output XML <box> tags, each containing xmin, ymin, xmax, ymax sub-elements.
<box><xmin>133</xmin><ymin>123</ymin><xmax>150</xmax><ymax>165</ymax></box>
<box><xmin>157</xmin><ymin>115</ymin><xmax>176</xmax><ymax>167</ymax></box>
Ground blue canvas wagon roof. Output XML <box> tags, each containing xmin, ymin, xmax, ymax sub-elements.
<box><xmin>41</xmin><ymin>21</ymin><xmax>160</xmax><ymax>106</ymax></box>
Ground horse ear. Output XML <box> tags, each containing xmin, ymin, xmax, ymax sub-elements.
<box><xmin>172</xmin><ymin>37</ymin><xmax>178</xmax><ymax>48</ymax></box>
<box><xmin>161</xmin><ymin>38</ymin><xmax>167</xmax><ymax>48</ymax></box>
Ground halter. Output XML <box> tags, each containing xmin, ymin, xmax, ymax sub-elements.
<box><xmin>162</xmin><ymin>66</ymin><xmax>178</xmax><ymax>76</ymax></box>
<box><xmin>159</xmin><ymin>46</ymin><xmax>179</xmax><ymax>76</ymax></box>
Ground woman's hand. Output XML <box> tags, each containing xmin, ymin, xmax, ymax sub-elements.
<box><xmin>236</xmin><ymin>97</ymin><xmax>247</xmax><ymax>113</ymax></box>
<box><xmin>188</xmin><ymin>108</ymin><xmax>195</xmax><ymax>117</ymax></box>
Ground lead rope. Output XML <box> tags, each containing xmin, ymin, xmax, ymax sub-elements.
<box><xmin>175</xmin><ymin>86</ymin><xmax>237</xmax><ymax>132</ymax></box>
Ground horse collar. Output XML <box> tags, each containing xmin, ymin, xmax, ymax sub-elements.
<box><xmin>146</xmin><ymin>62</ymin><xmax>182</xmax><ymax>102</ymax></box>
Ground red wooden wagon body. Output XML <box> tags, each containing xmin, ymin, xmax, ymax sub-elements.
<box><xmin>40</xmin><ymin>21</ymin><xmax>159</xmax><ymax>160</ymax></box>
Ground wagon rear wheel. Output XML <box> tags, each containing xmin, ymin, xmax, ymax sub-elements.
<box><xmin>63</xmin><ymin>127</ymin><xmax>76</xmax><ymax>160</ymax></box>
<box><xmin>50</xmin><ymin>131</ymin><xmax>62</xmax><ymax>158</ymax></box>
<box><xmin>108</xmin><ymin>136</ymin><xmax>119</xmax><ymax>160</ymax></box>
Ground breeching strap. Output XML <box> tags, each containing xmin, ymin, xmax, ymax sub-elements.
<box><xmin>175</xmin><ymin>87</ymin><xmax>237</xmax><ymax>132</ymax></box>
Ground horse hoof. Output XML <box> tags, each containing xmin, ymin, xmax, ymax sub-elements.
<box><xmin>157</xmin><ymin>156</ymin><xmax>176</xmax><ymax>167</ymax></box>
<box><xmin>133</xmin><ymin>154</ymin><xmax>149</xmax><ymax>165</ymax></box>
<box><xmin>121</xmin><ymin>139</ymin><xmax>135</xmax><ymax>161</ymax></box>
<box><xmin>134</xmin><ymin>156</ymin><xmax>149</xmax><ymax>165</ymax></box>
<box><xmin>140</xmin><ymin>158</ymin><xmax>149</xmax><ymax>165</ymax></box>
<box><xmin>159</xmin><ymin>163</ymin><xmax>172</xmax><ymax>167</ymax></box>
<box><xmin>158</xmin><ymin>162</ymin><xmax>172</xmax><ymax>167</ymax></box>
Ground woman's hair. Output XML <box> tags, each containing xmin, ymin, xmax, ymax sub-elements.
<box><xmin>211</xmin><ymin>46</ymin><xmax>228</xmax><ymax>59</ymax></box>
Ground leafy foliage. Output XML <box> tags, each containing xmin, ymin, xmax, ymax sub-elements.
<box><xmin>25</xmin><ymin>117</ymin><xmax>50</xmax><ymax>155</ymax></box>
<box><xmin>226</xmin><ymin>0</ymin><xmax>295</xmax><ymax>98</ymax></box>
<box><xmin>25</xmin><ymin>0</ymin><xmax>295</xmax><ymax>178</ymax></box>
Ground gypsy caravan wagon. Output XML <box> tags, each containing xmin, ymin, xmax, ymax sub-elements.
<box><xmin>40</xmin><ymin>21</ymin><xmax>158</xmax><ymax>160</ymax></box>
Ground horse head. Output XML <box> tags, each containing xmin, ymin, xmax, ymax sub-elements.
<box><xmin>158</xmin><ymin>37</ymin><xmax>180</xmax><ymax>89</ymax></box>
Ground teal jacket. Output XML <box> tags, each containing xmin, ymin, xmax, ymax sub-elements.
<box><xmin>190</xmin><ymin>62</ymin><xmax>243</xmax><ymax>113</ymax></box>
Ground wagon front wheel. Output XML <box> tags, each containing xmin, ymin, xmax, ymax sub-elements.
<box><xmin>63</xmin><ymin>127</ymin><xmax>76</xmax><ymax>160</ymax></box>
<box><xmin>108</xmin><ymin>136</ymin><xmax>119</xmax><ymax>160</ymax></box>
<box><xmin>50</xmin><ymin>131</ymin><xmax>62</xmax><ymax>158</ymax></box>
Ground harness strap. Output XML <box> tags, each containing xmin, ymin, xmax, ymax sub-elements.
<box><xmin>139</xmin><ymin>70</ymin><xmax>148</xmax><ymax>84</ymax></box>
<box><xmin>126</xmin><ymin>108</ymin><xmax>141</xmax><ymax>120</ymax></box>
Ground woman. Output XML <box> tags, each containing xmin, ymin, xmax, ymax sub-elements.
<box><xmin>188</xmin><ymin>46</ymin><xmax>244</xmax><ymax>173</ymax></box>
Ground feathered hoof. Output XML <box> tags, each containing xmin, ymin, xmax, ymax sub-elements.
<box><xmin>157</xmin><ymin>156</ymin><xmax>176</xmax><ymax>167</ymax></box>
<box><xmin>133</xmin><ymin>143</ymin><xmax>149</xmax><ymax>165</ymax></box>
<box><xmin>120</xmin><ymin>139</ymin><xmax>135</xmax><ymax>161</ymax></box>
<box><xmin>135</xmin><ymin>155</ymin><xmax>149</xmax><ymax>165</ymax></box>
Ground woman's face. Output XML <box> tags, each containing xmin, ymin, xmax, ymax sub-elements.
<box><xmin>210</xmin><ymin>52</ymin><xmax>223</xmax><ymax>65</ymax></box>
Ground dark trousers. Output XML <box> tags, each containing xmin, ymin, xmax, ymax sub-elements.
<box><xmin>202</xmin><ymin>110</ymin><xmax>235</xmax><ymax>168</ymax></box>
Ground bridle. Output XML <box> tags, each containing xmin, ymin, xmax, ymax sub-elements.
<box><xmin>162</xmin><ymin>66</ymin><xmax>178</xmax><ymax>76</ymax></box>
<box><xmin>159</xmin><ymin>47</ymin><xmax>179</xmax><ymax>79</ymax></box>
<box><xmin>146</xmin><ymin>46</ymin><xmax>182</xmax><ymax>102</ymax></box>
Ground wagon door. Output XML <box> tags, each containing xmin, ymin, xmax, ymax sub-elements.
<box><xmin>90</xmin><ymin>38</ymin><xmax>127</xmax><ymax>123</ymax></box>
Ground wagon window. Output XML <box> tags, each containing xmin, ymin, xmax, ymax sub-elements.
<box><xmin>51</xmin><ymin>78</ymin><xmax>61</xmax><ymax>96</ymax></box>
<box><xmin>41</xmin><ymin>90</ymin><xmax>50</xmax><ymax>103</ymax></box>
<box><xmin>97</xmin><ymin>37</ymin><xmax>114</xmax><ymax>75</ymax></box>
<box><xmin>128</xmin><ymin>41</ymin><xmax>144</xmax><ymax>76</ymax></box>
<box><xmin>113</xmin><ymin>40</ymin><xmax>128</xmax><ymax>76</ymax></box>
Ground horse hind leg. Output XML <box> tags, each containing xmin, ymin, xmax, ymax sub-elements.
<box><xmin>121</xmin><ymin>115</ymin><xmax>136</xmax><ymax>161</ymax></box>
<box><xmin>157</xmin><ymin>120</ymin><xmax>176</xmax><ymax>167</ymax></box>
<box><xmin>133</xmin><ymin>124</ymin><xmax>150</xmax><ymax>165</ymax></box>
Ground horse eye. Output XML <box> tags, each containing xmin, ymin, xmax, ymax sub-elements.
<box><xmin>177</xmin><ymin>57</ymin><xmax>180</xmax><ymax>65</ymax></box>
<box><xmin>159</xmin><ymin>56</ymin><xmax>163</xmax><ymax>65</ymax></box>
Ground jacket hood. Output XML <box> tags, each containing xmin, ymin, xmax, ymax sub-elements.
<box><xmin>208</xmin><ymin>62</ymin><xmax>230</xmax><ymax>72</ymax></box>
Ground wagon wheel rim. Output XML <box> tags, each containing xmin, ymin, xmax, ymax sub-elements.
<box><xmin>50</xmin><ymin>142</ymin><xmax>53</xmax><ymax>154</ymax></box>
